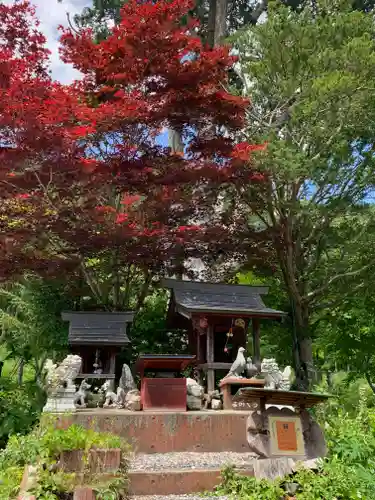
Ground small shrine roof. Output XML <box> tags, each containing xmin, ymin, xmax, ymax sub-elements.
<box><xmin>162</xmin><ymin>279</ymin><xmax>285</xmax><ymax>319</ymax></box>
<box><xmin>62</xmin><ymin>311</ymin><xmax>134</xmax><ymax>346</ymax></box>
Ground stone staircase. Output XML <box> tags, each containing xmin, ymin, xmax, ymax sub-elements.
<box><xmin>62</xmin><ymin>409</ymin><xmax>257</xmax><ymax>498</ymax></box>
<box><xmin>128</xmin><ymin>451</ymin><xmax>256</xmax><ymax>497</ymax></box>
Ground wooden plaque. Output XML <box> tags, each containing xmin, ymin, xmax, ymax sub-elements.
<box><xmin>269</xmin><ymin>415</ymin><xmax>305</xmax><ymax>456</ymax></box>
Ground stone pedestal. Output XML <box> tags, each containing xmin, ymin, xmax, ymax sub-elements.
<box><xmin>43</xmin><ymin>387</ymin><xmax>77</xmax><ymax>413</ymax></box>
<box><xmin>247</xmin><ymin>406</ymin><xmax>326</xmax><ymax>461</ymax></box>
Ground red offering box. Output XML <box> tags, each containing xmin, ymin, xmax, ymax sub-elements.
<box><xmin>135</xmin><ymin>354</ymin><xmax>196</xmax><ymax>412</ymax></box>
<box><xmin>141</xmin><ymin>378</ymin><xmax>187</xmax><ymax>411</ymax></box>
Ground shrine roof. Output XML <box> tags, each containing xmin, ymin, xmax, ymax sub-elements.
<box><xmin>62</xmin><ymin>311</ymin><xmax>134</xmax><ymax>346</ymax></box>
<box><xmin>162</xmin><ymin>279</ymin><xmax>286</xmax><ymax>318</ymax></box>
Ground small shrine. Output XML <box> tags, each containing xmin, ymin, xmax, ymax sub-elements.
<box><xmin>61</xmin><ymin>311</ymin><xmax>134</xmax><ymax>383</ymax></box>
<box><xmin>162</xmin><ymin>279</ymin><xmax>286</xmax><ymax>392</ymax></box>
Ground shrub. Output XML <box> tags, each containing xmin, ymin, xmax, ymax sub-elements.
<box><xmin>0</xmin><ymin>378</ymin><xmax>44</xmax><ymax>448</ymax></box>
<box><xmin>214</xmin><ymin>392</ymin><xmax>375</xmax><ymax>499</ymax></box>
<box><xmin>0</xmin><ymin>419</ymin><xmax>130</xmax><ymax>500</ymax></box>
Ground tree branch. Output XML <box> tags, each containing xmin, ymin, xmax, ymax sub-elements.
<box><xmin>305</xmin><ymin>259</ymin><xmax>375</xmax><ymax>304</ymax></box>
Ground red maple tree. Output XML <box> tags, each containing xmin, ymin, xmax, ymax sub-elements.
<box><xmin>0</xmin><ymin>0</ymin><xmax>259</xmax><ymax>310</ymax></box>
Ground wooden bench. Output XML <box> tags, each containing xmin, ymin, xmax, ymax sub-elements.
<box><xmin>219</xmin><ymin>377</ymin><xmax>266</xmax><ymax>410</ymax></box>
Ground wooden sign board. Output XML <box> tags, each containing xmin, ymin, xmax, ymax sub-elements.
<box><xmin>269</xmin><ymin>415</ymin><xmax>305</xmax><ymax>457</ymax></box>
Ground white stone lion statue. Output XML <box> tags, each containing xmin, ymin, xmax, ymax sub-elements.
<box><xmin>43</xmin><ymin>355</ymin><xmax>83</xmax><ymax>413</ymax></box>
<box><xmin>44</xmin><ymin>354</ymin><xmax>82</xmax><ymax>393</ymax></box>
<box><xmin>260</xmin><ymin>358</ymin><xmax>292</xmax><ymax>391</ymax></box>
<box><xmin>102</xmin><ymin>380</ymin><xmax>118</xmax><ymax>408</ymax></box>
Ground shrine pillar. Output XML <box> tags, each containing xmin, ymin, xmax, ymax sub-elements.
<box><xmin>252</xmin><ymin>318</ymin><xmax>261</xmax><ymax>369</ymax></box>
<box><xmin>206</xmin><ymin>324</ymin><xmax>215</xmax><ymax>392</ymax></box>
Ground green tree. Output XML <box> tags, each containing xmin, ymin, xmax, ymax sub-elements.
<box><xmin>316</xmin><ymin>286</ymin><xmax>375</xmax><ymax>394</ymax></box>
<box><xmin>227</xmin><ymin>0</ymin><xmax>375</xmax><ymax>388</ymax></box>
<box><xmin>0</xmin><ymin>278</ymin><xmax>75</xmax><ymax>383</ymax></box>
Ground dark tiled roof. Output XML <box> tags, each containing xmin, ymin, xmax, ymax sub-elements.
<box><xmin>162</xmin><ymin>279</ymin><xmax>285</xmax><ymax>317</ymax></box>
<box><xmin>62</xmin><ymin>311</ymin><xmax>134</xmax><ymax>346</ymax></box>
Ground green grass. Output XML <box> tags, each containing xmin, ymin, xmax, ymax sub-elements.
<box><xmin>0</xmin><ymin>348</ymin><xmax>36</xmax><ymax>382</ymax></box>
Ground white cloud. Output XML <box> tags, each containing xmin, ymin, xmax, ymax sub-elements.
<box><xmin>3</xmin><ymin>0</ymin><xmax>92</xmax><ymax>83</ymax></box>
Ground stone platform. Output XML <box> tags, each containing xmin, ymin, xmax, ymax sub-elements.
<box><xmin>55</xmin><ymin>409</ymin><xmax>252</xmax><ymax>454</ymax></box>
<box><xmin>53</xmin><ymin>402</ymin><xmax>328</xmax><ymax>496</ymax></box>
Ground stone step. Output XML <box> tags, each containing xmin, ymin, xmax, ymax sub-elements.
<box><xmin>129</xmin><ymin>451</ymin><xmax>256</xmax><ymax>471</ymax></box>
<box><xmin>128</xmin><ymin>452</ymin><xmax>255</xmax><ymax>496</ymax></box>
<box><xmin>129</xmin><ymin>468</ymin><xmax>223</xmax><ymax>496</ymax></box>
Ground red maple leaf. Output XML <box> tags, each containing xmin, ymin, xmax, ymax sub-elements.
<box><xmin>0</xmin><ymin>0</ymin><xmax>264</xmax><ymax>309</ymax></box>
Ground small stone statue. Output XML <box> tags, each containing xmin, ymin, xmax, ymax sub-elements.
<box><xmin>74</xmin><ymin>379</ymin><xmax>91</xmax><ymax>408</ymax></box>
<box><xmin>246</xmin><ymin>357</ymin><xmax>260</xmax><ymax>378</ymax></box>
<box><xmin>223</xmin><ymin>347</ymin><xmax>246</xmax><ymax>379</ymax></box>
<box><xmin>102</xmin><ymin>380</ymin><xmax>118</xmax><ymax>408</ymax></box>
<box><xmin>261</xmin><ymin>358</ymin><xmax>292</xmax><ymax>391</ymax></box>
<box><xmin>203</xmin><ymin>390</ymin><xmax>222</xmax><ymax>410</ymax></box>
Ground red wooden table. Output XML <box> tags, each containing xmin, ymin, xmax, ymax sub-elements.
<box><xmin>135</xmin><ymin>354</ymin><xmax>196</xmax><ymax>411</ymax></box>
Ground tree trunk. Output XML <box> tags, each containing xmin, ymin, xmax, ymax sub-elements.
<box><xmin>18</xmin><ymin>358</ymin><xmax>24</xmax><ymax>385</ymax></box>
<box><xmin>292</xmin><ymin>299</ymin><xmax>315</xmax><ymax>390</ymax></box>
<box><xmin>207</xmin><ymin>0</ymin><xmax>228</xmax><ymax>47</ymax></box>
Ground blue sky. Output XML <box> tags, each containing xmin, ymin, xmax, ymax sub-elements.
<box><xmin>2</xmin><ymin>0</ymin><xmax>171</xmax><ymax>147</ymax></box>
<box><xmin>4</xmin><ymin>0</ymin><xmax>91</xmax><ymax>83</ymax></box>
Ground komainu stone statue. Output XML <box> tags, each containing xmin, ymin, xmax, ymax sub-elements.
<box><xmin>74</xmin><ymin>379</ymin><xmax>91</xmax><ymax>408</ymax></box>
<box><xmin>261</xmin><ymin>358</ymin><xmax>292</xmax><ymax>391</ymax></box>
<box><xmin>116</xmin><ymin>363</ymin><xmax>136</xmax><ymax>408</ymax></box>
<box><xmin>102</xmin><ymin>380</ymin><xmax>118</xmax><ymax>408</ymax></box>
<box><xmin>43</xmin><ymin>355</ymin><xmax>82</xmax><ymax>412</ymax></box>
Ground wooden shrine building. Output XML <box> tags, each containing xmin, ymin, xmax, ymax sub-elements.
<box><xmin>162</xmin><ymin>279</ymin><xmax>286</xmax><ymax>392</ymax></box>
<box><xmin>62</xmin><ymin>311</ymin><xmax>134</xmax><ymax>382</ymax></box>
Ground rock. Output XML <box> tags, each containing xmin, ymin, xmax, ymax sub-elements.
<box><xmin>186</xmin><ymin>378</ymin><xmax>204</xmax><ymax>409</ymax></box>
<box><xmin>125</xmin><ymin>389</ymin><xmax>141</xmax><ymax>411</ymax></box>
<box><xmin>292</xmin><ymin>458</ymin><xmax>320</xmax><ymax>472</ymax></box>
<box><xmin>300</xmin><ymin>410</ymin><xmax>327</xmax><ymax>459</ymax></box>
<box><xmin>119</xmin><ymin>363</ymin><xmax>136</xmax><ymax>393</ymax></box>
<box><xmin>211</xmin><ymin>399</ymin><xmax>223</xmax><ymax>410</ymax></box>
<box><xmin>247</xmin><ymin>431</ymin><xmax>269</xmax><ymax>458</ymax></box>
<box><xmin>186</xmin><ymin>378</ymin><xmax>204</xmax><ymax>398</ymax></box>
<box><xmin>253</xmin><ymin>457</ymin><xmax>295</xmax><ymax>480</ymax></box>
<box><xmin>187</xmin><ymin>394</ymin><xmax>202</xmax><ymax>410</ymax></box>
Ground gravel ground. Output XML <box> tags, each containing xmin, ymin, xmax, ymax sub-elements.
<box><xmin>130</xmin><ymin>451</ymin><xmax>256</xmax><ymax>471</ymax></box>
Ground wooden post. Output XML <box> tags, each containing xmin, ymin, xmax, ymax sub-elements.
<box><xmin>252</xmin><ymin>318</ymin><xmax>261</xmax><ymax>369</ymax></box>
<box><xmin>197</xmin><ymin>329</ymin><xmax>201</xmax><ymax>362</ymax></box>
<box><xmin>109</xmin><ymin>352</ymin><xmax>116</xmax><ymax>391</ymax></box>
<box><xmin>221</xmin><ymin>381</ymin><xmax>232</xmax><ymax>410</ymax></box>
<box><xmin>206</xmin><ymin>324</ymin><xmax>215</xmax><ymax>392</ymax></box>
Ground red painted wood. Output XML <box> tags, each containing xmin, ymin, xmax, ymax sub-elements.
<box><xmin>141</xmin><ymin>378</ymin><xmax>187</xmax><ymax>411</ymax></box>
<box><xmin>136</xmin><ymin>355</ymin><xmax>195</xmax><ymax>373</ymax></box>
